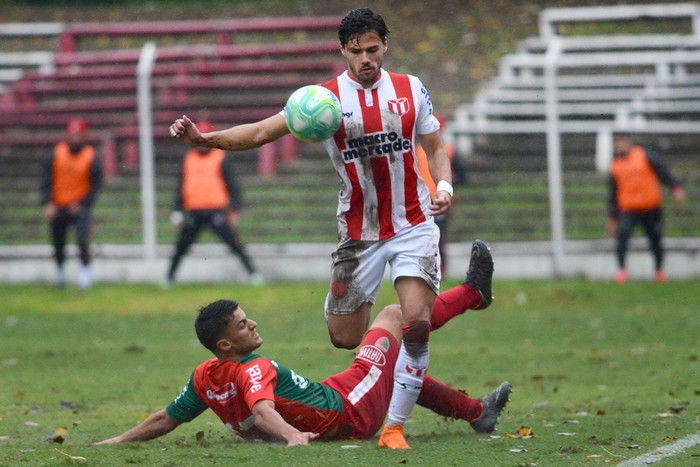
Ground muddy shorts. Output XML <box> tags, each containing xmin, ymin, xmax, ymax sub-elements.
<box><xmin>324</xmin><ymin>221</ymin><xmax>441</xmax><ymax>318</ymax></box>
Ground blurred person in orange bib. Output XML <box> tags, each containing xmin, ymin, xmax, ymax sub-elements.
<box><xmin>607</xmin><ymin>133</ymin><xmax>686</xmax><ymax>283</ymax></box>
<box><xmin>415</xmin><ymin>113</ymin><xmax>467</xmax><ymax>274</ymax></box>
<box><xmin>166</xmin><ymin>121</ymin><xmax>262</xmax><ymax>288</ymax></box>
<box><xmin>40</xmin><ymin>118</ymin><xmax>102</xmax><ymax>290</ymax></box>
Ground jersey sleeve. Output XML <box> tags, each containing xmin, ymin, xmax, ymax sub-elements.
<box><xmin>166</xmin><ymin>372</ymin><xmax>209</xmax><ymax>423</ymax></box>
<box><xmin>413</xmin><ymin>77</ymin><xmax>440</xmax><ymax>135</ymax></box>
<box><xmin>238</xmin><ymin>358</ymin><xmax>278</xmax><ymax>410</ymax></box>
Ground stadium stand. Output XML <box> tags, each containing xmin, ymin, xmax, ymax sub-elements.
<box><xmin>445</xmin><ymin>2</ymin><xmax>699</xmax><ymax>246</ymax></box>
<box><xmin>1</xmin><ymin>6</ymin><xmax>698</xmax><ymax>284</ymax></box>
<box><xmin>451</xmin><ymin>3</ymin><xmax>700</xmax><ymax>135</ymax></box>
<box><xmin>0</xmin><ymin>16</ymin><xmax>344</xmax><ymax>247</ymax></box>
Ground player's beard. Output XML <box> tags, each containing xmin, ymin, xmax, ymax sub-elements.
<box><xmin>355</xmin><ymin>64</ymin><xmax>380</xmax><ymax>85</ymax></box>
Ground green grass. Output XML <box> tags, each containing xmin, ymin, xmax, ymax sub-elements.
<box><xmin>1</xmin><ymin>280</ymin><xmax>699</xmax><ymax>466</ymax></box>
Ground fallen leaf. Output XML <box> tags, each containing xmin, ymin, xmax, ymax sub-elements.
<box><xmin>506</xmin><ymin>426</ymin><xmax>535</xmax><ymax>439</ymax></box>
<box><xmin>23</xmin><ymin>421</ymin><xmax>39</xmax><ymax>427</ymax></box>
<box><xmin>558</xmin><ymin>432</ymin><xmax>577</xmax><ymax>436</ymax></box>
<box><xmin>55</xmin><ymin>448</ymin><xmax>87</xmax><ymax>464</ymax></box>
<box><xmin>54</xmin><ymin>427</ymin><xmax>69</xmax><ymax>436</ymax></box>
<box><xmin>509</xmin><ymin>447</ymin><xmax>528</xmax><ymax>453</ymax></box>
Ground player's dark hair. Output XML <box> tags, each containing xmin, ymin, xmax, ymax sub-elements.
<box><xmin>195</xmin><ymin>299</ymin><xmax>239</xmax><ymax>353</ymax></box>
<box><xmin>338</xmin><ymin>7</ymin><xmax>390</xmax><ymax>46</ymax></box>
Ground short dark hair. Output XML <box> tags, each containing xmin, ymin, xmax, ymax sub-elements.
<box><xmin>338</xmin><ymin>8</ymin><xmax>390</xmax><ymax>47</ymax></box>
<box><xmin>195</xmin><ymin>299</ymin><xmax>238</xmax><ymax>353</ymax></box>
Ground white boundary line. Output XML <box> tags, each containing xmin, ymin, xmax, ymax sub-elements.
<box><xmin>617</xmin><ymin>433</ymin><xmax>700</xmax><ymax>466</ymax></box>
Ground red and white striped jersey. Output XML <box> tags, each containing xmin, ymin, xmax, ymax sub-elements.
<box><xmin>322</xmin><ymin>69</ymin><xmax>440</xmax><ymax>241</ymax></box>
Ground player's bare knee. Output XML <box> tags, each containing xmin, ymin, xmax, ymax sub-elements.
<box><xmin>376</xmin><ymin>304</ymin><xmax>402</xmax><ymax>324</ymax></box>
<box><xmin>328</xmin><ymin>329</ymin><xmax>362</xmax><ymax>349</ymax></box>
<box><xmin>370</xmin><ymin>305</ymin><xmax>403</xmax><ymax>341</ymax></box>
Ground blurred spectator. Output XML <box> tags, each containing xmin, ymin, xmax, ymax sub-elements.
<box><xmin>166</xmin><ymin>121</ymin><xmax>263</xmax><ymax>287</ymax></box>
<box><xmin>415</xmin><ymin>114</ymin><xmax>467</xmax><ymax>274</ymax></box>
<box><xmin>40</xmin><ymin>118</ymin><xmax>102</xmax><ymax>290</ymax></box>
<box><xmin>607</xmin><ymin>133</ymin><xmax>686</xmax><ymax>283</ymax></box>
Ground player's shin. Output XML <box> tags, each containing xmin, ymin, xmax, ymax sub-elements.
<box><xmin>386</xmin><ymin>321</ymin><xmax>430</xmax><ymax>426</ymax></box>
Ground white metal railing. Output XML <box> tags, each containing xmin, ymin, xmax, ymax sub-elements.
<box><xmin>448</xmin><ymin>3</ymin><xmax>700</xmax><ymax>278</ymax></box>
<box><xmin>137</xmin><ymin>42</ymin><xmax>157</xmax><ymax>264</ymax></box>
<box><xmin>538</xmin><ymin>2</ymin><xmax>700</xmax><ymax>41</ymax></box>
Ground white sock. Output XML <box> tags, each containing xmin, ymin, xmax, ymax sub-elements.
<box><xmin>386</xmin><ymin>341</ymin><xmax>429</xmax><ymax>427</ymax></box>
<box><xmin>57</xmin><ymin>266</ymin><xmax>66</xmax><ymax>288</ymax></box>
<box><xmin>78</xmin><ymin>265</ymin><xmax>91</xmax><ymax>290</ymax></box>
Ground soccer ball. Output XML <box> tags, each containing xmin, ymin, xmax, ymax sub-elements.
<box><xmin>284</xmin><ymin>85</ymin><xmax>341</xmax><ymax>143</ymax></box>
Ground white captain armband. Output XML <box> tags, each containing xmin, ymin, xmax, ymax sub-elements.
<box><xmin>436</xmin><ymin>180</ymin><xmax>454</xmax><ymax>197</ymax></box>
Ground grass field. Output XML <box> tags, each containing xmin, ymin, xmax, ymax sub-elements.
<box><xmin>1</xmin><ymin>279</ymin><xmax>699</xmax><ymax>466</ymax></box>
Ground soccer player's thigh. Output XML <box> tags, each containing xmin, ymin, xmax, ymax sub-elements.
<box><xmin>325</xmin><ymin>240</ymin><xmax>389</xmax><ymax>344</ymax></box>
<box><xmin>322</xmin><ymin>327</ymin><xmax>400</xmax><ymax>438</ymax></box>
<box><xmin>325</xmin><ymin>240</ymin><xmax>388</xmax><ymax>316</ymax></box>
<box><xmin>389</xmin><ymin>222</ymin><xmax>441</xmax><ymax>297</ymax></box>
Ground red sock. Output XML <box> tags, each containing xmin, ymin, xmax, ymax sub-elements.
<box><xmin>417</xmin><ymin>375</ymin><xmax>482</xmax><ymax>422</ymax></box>
<box><xmin>431</xmin><ymin>284</ymin><xmax>481</xmax><ymax>331</ymax></box>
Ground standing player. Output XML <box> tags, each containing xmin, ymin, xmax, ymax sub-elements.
<box><xmin>95</xmin><ymin>299</ymin><xmax>510</xmax><ymax>446</ymax></box>
<box><xmin>169</xmin><ymin>8</ymin><xmax>493</xmax><ymax>449</ymax></box>
<box><xmin>166</xmin><ymin>121</ymin><xmax>262</xmax><ymax>287</ymax></box>
<box><xmin>607</xmin><ymin>133</ymin><xmax>686</xmax><ymax>283</ymax></box>
<box><xmin>40</xmin><ymin>118</ymin><xmax>102</xmax><ymax>290</ymax></box>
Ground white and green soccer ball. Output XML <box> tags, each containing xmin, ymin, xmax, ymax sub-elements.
<box><xmin>284</xmin><ymin>85</ymin><xmax>341</xmax><ymax>143</ymax></box>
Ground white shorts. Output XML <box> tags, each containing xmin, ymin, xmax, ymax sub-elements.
<box><xmin>324</xmin><ymin>221</ymin><xmax>441</xmax><ymax>317</ymax></box>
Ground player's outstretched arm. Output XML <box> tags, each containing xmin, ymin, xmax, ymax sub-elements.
<box><xmin>170</xmin><ymin>114</ymin><xmax>289</xmax><ymax>152</ymax></box>
<box><xmin>94</xmin><ymin>408</ymin><xmax>181</xmax><ymax>444</ymax></box>
<box><xmin>251</xmin><ymin>400</ymin><xmax>320</xmax><ymax>446</ymax></box>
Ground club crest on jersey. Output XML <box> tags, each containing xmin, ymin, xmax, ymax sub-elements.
<box><xmin>374</xmin><ymin>336</ymin><xmax>390</xmax><ymax>352</ymax></box>
<box><xmin>357</xmin><ymin>344</ymin><xmax>387</xmax><ymax>366</ymax></box>
<box><xmin>388</xmin><ymin>98</ymin><xmax>410</xmax><ymax>117</ymax></box>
